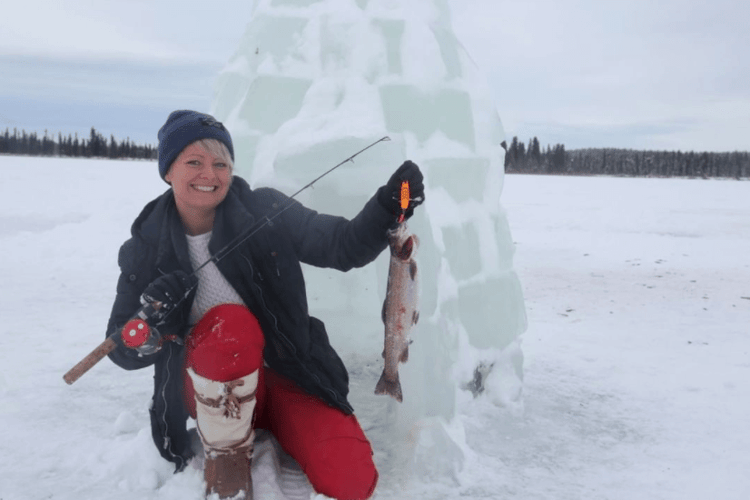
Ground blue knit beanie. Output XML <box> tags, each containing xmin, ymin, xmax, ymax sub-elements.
<box><xmin>157</xmin><ymin>110</ymin><xmax>234</xmax><ymax>182</ymax></box>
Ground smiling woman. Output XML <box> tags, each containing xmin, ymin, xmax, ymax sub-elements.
<box><xmin>101</xmin><ymin>109</ymin><xmax>424</xmax><ymax>499</ymax></box>
<box><xmin>165</xmin><ymin>140</ymin><xmax>234</xmax><ymax>236</ymax></box>
<box><xmin>157</xmin><ymin>110</ymin><xmax>237</xmax><ymax>235</ymax></box>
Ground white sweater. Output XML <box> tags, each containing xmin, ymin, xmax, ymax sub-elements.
<box><xmin>185</xmin><ymin>231</ymin><xmax>246</xmax><ymax>326</ymax></box>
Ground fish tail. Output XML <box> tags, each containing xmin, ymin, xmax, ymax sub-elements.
<box><xmin>374</xmin><ymin>370</ymin><xmax>403</xmax><ymax>403</ymax></box>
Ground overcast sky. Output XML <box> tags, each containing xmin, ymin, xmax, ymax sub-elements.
<box><xmin>1</xmin><ymin>0</ymin><xmax>748</xmax><ymax>151</ymax></box>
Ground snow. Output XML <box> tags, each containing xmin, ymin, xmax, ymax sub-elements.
<box><xmin>1</xmin><ymin>156</ymin><xmax>748</xmax><ymax>498</ymax></box>
<box><xmin>497</xmin><ymin>174</ymin><xmax>750</xmax><ymax>500</ymax></box>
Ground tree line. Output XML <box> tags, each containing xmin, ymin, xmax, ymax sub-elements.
<box><xmin>5</xmin><ymin>127</ymin><xmax>748</xmax><ymax>178</ymax></box>
<box><xmin>0</xmin><ymin>127</ymin><xmax>157</xmax><ymax>160</ymax></box>
<box><xmin>504</xmin><ymin>136</ymin><xmax>750</xmax><ymax>179</ymax></box>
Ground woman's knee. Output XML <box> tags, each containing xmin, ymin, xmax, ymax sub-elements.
<box><xmin>183</xmin><ymin>304</ymin><xmax>265</xmax><ymax>418</ymax></box>
<box><xmin>186</xmin><ymin>304</ymin><xmax>265</xmax><ymax>381</ymax></box>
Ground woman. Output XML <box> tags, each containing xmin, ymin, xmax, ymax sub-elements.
<box><xmin>105</xmin><ymin>110</ymin><xmax>424</xmax><ymax>500</ymax></box>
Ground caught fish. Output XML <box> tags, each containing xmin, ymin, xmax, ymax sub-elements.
<box><xmin>375</xmin><ymin>223</ymin><xmax>419</xmax><ymax>402</ymax></box>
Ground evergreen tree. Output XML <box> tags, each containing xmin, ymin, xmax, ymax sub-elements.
<box><xmin>516</xmin><ymin>141</ymin><xmax>526</xmax><ymax>170</ymax></box>
<box><xmin>109</xmin><ymin>134</ymin><xmax>118</xmax><ymax>159</ymax></box>
<box><xmin>508</xmin><ymin>136</ymin><xmax>520</xmax><ymax>172</ymax></box>
<box><xmin>529</xmin><ymin>137</ymin><xmax>541</xmax><ymax>169</ymax></box>
<box><xmin>551</xmin><ymin>144</ymin><xmax>566</xmax><ymax>173</ymax></box>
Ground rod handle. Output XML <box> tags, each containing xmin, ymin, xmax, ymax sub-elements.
<box><xmin>63</xmin><ymin>335</ymin><xmax>118</xmax><ymax>385</ymax></box>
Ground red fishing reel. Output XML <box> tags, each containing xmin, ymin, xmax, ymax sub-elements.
<box><xmin>120</xmin><ymin>301</ymin><xmax>181</xmax><ymax>354</ymax></box>
<box><xmin>121</xmin><ymin>318</ymin><xmax>152</xmax><ymax>348</ymax></box>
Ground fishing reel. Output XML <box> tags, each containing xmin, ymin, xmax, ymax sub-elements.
<box><xmin>120</xmin><ymin>299</ymin><xmax>175</xmax><ymax>356</ymax></box>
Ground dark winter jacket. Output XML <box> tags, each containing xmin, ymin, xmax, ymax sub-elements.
<box><xmin>106</xmin><ymin>176</ymin><xmax>394</xmax><ymax>471</ymax></box>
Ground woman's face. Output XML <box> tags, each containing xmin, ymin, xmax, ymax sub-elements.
<box><xmin>165</xmin><ymin>141</ymin><xmax>232</xmax><ymax>215</ymax></box>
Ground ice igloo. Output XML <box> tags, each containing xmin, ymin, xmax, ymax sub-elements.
<box><xmin>212</xmin><ymin>0</ymin><xmax>527</xmax><ymax>483</ymax></box>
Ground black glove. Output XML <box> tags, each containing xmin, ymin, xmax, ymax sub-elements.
<box><xmin>140</xmin><ymin>271</ymin><xmax>198</xmax><ymax>328</ymax></box>
<box><xmin>377</xmin><ymin>160</ymin><xmax>425</xmax><ymax>222</ymax></box>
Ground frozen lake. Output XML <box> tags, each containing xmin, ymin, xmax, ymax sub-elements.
<box><xmin>0</xmin><ymin>156</ymin><xmax>748</xmax><ymax>499</ymax></box>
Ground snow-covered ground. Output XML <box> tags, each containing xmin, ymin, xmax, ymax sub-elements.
<box><xmin>497</xmin><ymin>174</ymin><xmax>750</xmax><ymax>500</ymax></box>
<box><xmin>1</xmin><ymin>156</ymin><xmax>748</xmax><ymax>499</ymax></box>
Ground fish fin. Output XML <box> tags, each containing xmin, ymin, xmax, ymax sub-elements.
<box><xmin>381</xmin><ymin>348</ymin><xmax>386</xmax><ymax>359</ymax></box>
<box><xmin>401</xmin><ymin>345</ymin><xmax>409</xmax><ymax>363</ymax></box>
<box><xmin>409</xmin><ymin>260</ymin><xmax>417</xmax><ymax>281</ymax></box>
<box><xmin>413</xmin><ymin>310</ymin><xmax>419</xmax><ymax>325</ymax></box>
<box><xmin>374</xmin><ymin>371</ymin><xmax>403</xmax><ymax>403</ymax></box>
<box><xmin>381</xmin><ymin>299</ymin><xmax>387</xmax><ymax>324</ymax></box>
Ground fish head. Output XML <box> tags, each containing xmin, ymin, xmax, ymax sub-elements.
<box><xmin>388</xmin><ymin>224</ymin><xmax>418</xmax><ymax>260</ymax></box>
<box><xmin>398</xmin><ymin>235</ymin><xmax>417</xmax><ymax>260</ymax></box>
<box><xmin>394</xmin><ymin>237</ymin><xmax>418</xmax><ymax>262</ymax></box>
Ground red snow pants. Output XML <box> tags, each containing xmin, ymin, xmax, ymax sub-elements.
<box><xmin>182</xmin><ymin>304</ymin><xmax>378</xmax><ymax>500</ymax></box>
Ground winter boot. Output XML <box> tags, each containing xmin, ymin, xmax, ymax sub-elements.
<box><xmin>187</xmin><ymin>367</ymin><xmax>259</xmax><ymax>500</ymax></box>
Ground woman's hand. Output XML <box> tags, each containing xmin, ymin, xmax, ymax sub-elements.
<box><xmin>378</xmin><ymin>160</ymin><xmax>425</xmax><ymax>222</ymax></box>
<box><xmin>140</xmin><ymin>271</ymin><xmax>198</xmax><ymax>327</ymax></box>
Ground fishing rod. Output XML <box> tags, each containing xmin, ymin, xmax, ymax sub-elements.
<box><xmin>199</xmin><ymin>136</ymin><xmax>391</xmax><ymax>273</ymax></box>
<box><xmin>63</xmin><ymin>136</ymin><xmax>391</xmax><ymax>385</ymax></box>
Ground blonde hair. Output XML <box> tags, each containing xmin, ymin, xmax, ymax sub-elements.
<box><xmin>194</xmin><ymin>138</ymin><xmax>233</xmax><ymax>171</ymax></box>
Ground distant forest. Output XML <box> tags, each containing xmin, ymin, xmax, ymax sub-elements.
<box><xmin>505</xmin><ymin>136</ymin><xmax>750</xmax><ymax>179</ymax></box>
<box><xmin>3</xmin><ymin>127</ymin><xmax>749</xmax><ymax>179</ymax></box>
<box><xmin>0</xmin><ymin>127</ymin><xmax>157</xmax><ymax>160</ymax></box>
